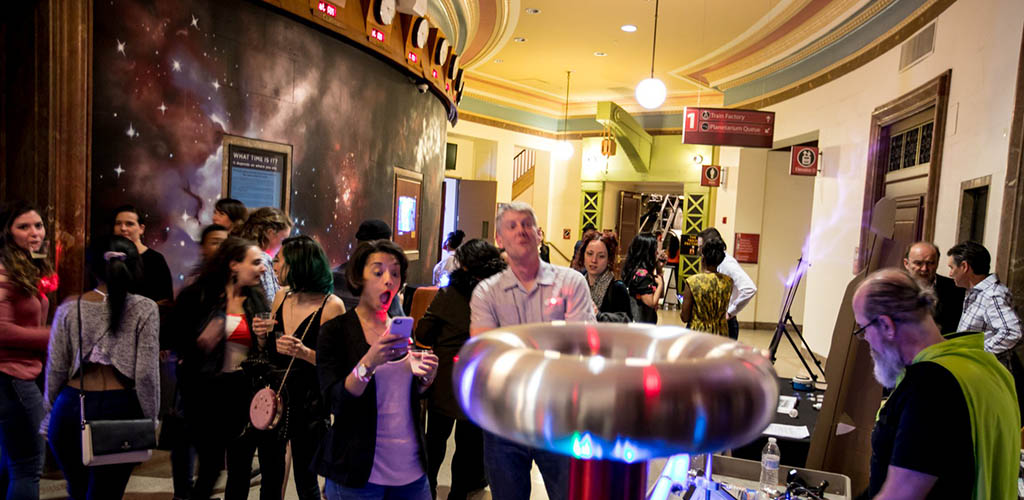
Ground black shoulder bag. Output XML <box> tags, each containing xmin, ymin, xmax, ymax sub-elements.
<box><xmin>77</xmin><ymin>296</ymin><xmax>157</xmax><ymax>466</ymax></box>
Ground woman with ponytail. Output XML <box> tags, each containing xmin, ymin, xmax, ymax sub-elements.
<box><xmin>43</xmin><ymin>235</ymin><xmax>160</xmax><ymax>499</ymax></box>
<box><xmin>415</xmin><ymin>239</ymin><xmax>505</xmax><ymax>499</ymax></box>
<box><xmin>0</xmin><ymin>201</ymin><xmax>55</xmax><ymax>499</ymax></box>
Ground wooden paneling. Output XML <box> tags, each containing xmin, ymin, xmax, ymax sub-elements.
<box><xmin>857</xmin><ymin>70</ymin><xmax>951</xmax><ymax>272</ymax></box>
<box><xmin>997</xmin><ymin>29</ymin><xmax>1024</xmax><ymax>321</ymax></box>
<box><xmin>0</xmin><ymin>0</ymin><xmax>91</xmax><ymax>305</ymax></box>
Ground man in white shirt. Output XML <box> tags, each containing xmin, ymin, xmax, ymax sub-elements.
<box><xmin>698</xmin><ymin>228</ymin><xmax>757</xmax><ymax>340</ymax></box>
<box><xmin>946</xmin><ymin>241</ymin><xmax>1021</xmax><ymax>358</ymax></box>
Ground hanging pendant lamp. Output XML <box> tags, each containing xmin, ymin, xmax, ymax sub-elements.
<box><xmin>635</xmin><ymin>0</ymin><xmax>666</xmax><ymax>109</ymax></box>
<box><xmin>555</xmin><ymin>70</ymin><xmax>574</xmax><ymax>161</ymax></box>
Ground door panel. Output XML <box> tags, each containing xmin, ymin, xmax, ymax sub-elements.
<box><xmin>456</xmin><ymin>180</ymin><xmax>498</xmax><ymax>243</ymax></box>
<box><xmin>617</xmin><ymin>191</ymin><xmax>642</xmax><ymax>263</ymax></box>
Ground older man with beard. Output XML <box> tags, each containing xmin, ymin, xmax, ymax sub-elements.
<box><xmin>852</xmin><ymin>269</ymin><xmax>1019</xmax><ymax>499</ymax></box>
<box><xmin>902</xmin><ymin>241</ymin><xmax>964</xmax><ymax>335</ymax></box>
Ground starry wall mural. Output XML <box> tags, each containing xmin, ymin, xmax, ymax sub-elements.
<box><xmin>91</xmin><ymin>0</ymin><xmax>447</xmax><ymax>289</ymax></box>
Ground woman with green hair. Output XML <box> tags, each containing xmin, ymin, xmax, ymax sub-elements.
<box><xmin>266</xmin><ymin>235</ymin><xmax>345</xmax><ymax>500</ymax></box>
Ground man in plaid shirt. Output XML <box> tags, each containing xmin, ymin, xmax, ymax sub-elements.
<box><xmin>946</xmin><ymin>241</ymin><xmax>1021</xmax><ymax>357</ymax></box>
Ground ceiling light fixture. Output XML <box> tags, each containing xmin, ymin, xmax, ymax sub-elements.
<box><xmin>594</xmin><ymin>51</ymin><xmax>607</xmax><ymax>57</ymax></box>
<box><xmin>635</xmin><ymin>0</ymin><xmax>665</xmax><ymax>109</ymax></box>
<box><xmin>525</xmin><ymin>7</ymin><xmax>541</xmax><ymax>14</ymax></box>
<box><xmin>555</xmin><ymin>70</ymin><xmax>574</xmax><ymax>161</ymax></box>
<box><xmin>494</xmin><ymin>59</ymin><xmax>504</xmax><ymax>63</ymax></box>
<box><xmin>513</xmin><ymin>37</ymin><xmax>527</xmax><ymax>43</ymax></box>
<box><xmin>620</xmin><ymin>24</ymin><xmax>637</xmax><ymax>32</ymax></box>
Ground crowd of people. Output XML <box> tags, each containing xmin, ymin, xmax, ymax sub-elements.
<box><xmin>0</xmin><ymin>195</ymin><xmax>1021</xmax><ymax>499</ymax></box>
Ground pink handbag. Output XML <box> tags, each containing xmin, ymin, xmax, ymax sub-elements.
<box><xmin>249</xmin><ymin>295</ymin><xmax>328</xmax><ymax>431</ymax></box>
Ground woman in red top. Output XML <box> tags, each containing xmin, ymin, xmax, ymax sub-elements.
<box><xmin>0</xmin><ymin>201</ymin><xmax>55</xmax><ymax>499</ymax></box>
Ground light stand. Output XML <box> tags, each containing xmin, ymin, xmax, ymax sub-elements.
<box><xmin>768</xmin><ymin>256</ymin><xmax>826</xmax><ymax>382</ymax></box>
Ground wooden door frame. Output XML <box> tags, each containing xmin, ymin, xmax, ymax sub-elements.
<box><xmin>996</xmin><ymin>28</ymin><xmax>1024</xmax><ymax>315</ymax></box>
<box><xmin>857</xmin><ymin>70</ymin><xmax>951</xmax><ymax>272</ymax></box>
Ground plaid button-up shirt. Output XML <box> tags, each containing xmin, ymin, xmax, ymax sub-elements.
<box><xmin>957</xmin><ymin>274</ymin><xmax>1021</xmax><ymax>354</ymax></box>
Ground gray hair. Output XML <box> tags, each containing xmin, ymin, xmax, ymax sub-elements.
<box><xmin>495</xmin><ymin>202</ymin><xmax>537</xmax><ymax>228</ymax></box>
<box><xmin>857</xmin><ymin>268</ymin><xmax>937</xmax><ymax>325</ymax></box>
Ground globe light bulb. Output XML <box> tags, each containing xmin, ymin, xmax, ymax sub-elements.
<box><xmin>554</xmin><ymin>141</ymin><xmax>574</xmax><ymax>161</ymax></box>
<box><xmin>635</xmin><ymin>78</ymin><xmax>666</xmax><ymax>110</ymax></box>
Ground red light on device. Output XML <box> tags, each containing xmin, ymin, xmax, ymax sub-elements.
<box><xmin>432</xmin><ymin>69</ymin><xmax>438</xmax><ymax>78</ymax></box>
<box><xmin>407</xmin><ymin>52</ymin><xmax>418</xmax><ymax>63</ymax></box>
<box><xmin>317</xmin><ymin>1</ymin><xmax>337</xmax><ymax>17</ymax></box>
<box><xmin>371</xmin><ymin>29</ymin><xmax>385</xmax><ymax>42</ymax></box>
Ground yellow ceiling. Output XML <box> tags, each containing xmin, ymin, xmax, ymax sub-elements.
<box><xmin>458</xmin><ymin>0</ymin><xmax>882</xmax><ymax>116</ymax></box>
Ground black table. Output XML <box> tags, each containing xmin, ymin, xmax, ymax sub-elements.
<box><xmin>731</xmin><ymin>376</ymin><xmax>824</xmax><ymax>467</ymax></box>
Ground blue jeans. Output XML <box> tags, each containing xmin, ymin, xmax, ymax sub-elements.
<box><xmin>0</xmin><ymin>372</ymin><xmax>44</xmax><ymax>500</ymax></box>
<box><xmin>323</xmin><ymin>475</ymin><xmax>431</xmax><ymax>500</ymax></box>
<box><xmin>483</xmin><ymin>432</ymin><xmax>568</xmax><ymax>500</ymax></box>
<box><xmin>48</xmin><ymin>386</ymin><xmax>144</xmax><ymax>500</ymax></box>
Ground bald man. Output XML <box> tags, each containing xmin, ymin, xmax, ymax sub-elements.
<box><xmin>902</xmin><ymin>241</ymin><xmax>964</xmax><ymax>335</ymax></box>
<box><xmin>852</xmin><ymin>269</ymin><xmax>1019</xmax><ymax>499</ymax></box>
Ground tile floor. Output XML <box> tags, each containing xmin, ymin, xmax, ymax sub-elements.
<box><xmin>40</xmin><ymin>310</ymin><xmax>828</xmax><ymax>499</ymax></box>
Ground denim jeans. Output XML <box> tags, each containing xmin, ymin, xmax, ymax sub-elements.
<box><xmin>48</xmin><ymin>386</ymin><xmax>144</xmax><ymax>500</ymax></box>
<box><xmin>323</xmin><ymin>475</ymin><xmax>431</xmax><ymax>500</ymax></box>
<box><xmin>0</xmin><ymin>372</ymin><xmax>44</xmax><ymax>500</ymax></box>
<box><xmin>482</xmin><ymin>431</ymin><xmax>568</xmax><ymax>500</ymax></box>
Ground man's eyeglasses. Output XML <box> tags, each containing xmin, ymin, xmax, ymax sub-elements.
<box><xmin>852</xmin><ymin>317</ymin><xmax>879</xmax><ymax>339</ymax></box>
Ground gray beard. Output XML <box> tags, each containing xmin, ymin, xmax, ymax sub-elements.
<box><xmin>870</xmin><ymin>343</ymin><xmax>906</xmax><ymax>388</ymax></box>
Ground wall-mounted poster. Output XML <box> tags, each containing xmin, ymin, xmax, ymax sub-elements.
<box><xmin>221</xmin><ymin>135</ymin><xmax>293</xmax><ymax>212</ymax></box>
<box><xmin>394</xmin><ymin>167</ymin><xmax>423</xmax><ymax>261</ymax></box>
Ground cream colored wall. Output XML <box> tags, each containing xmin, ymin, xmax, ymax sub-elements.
<box><xmin>445</xmin><ymin>136</ymin><xmax>476</xmax><ymax>179</ymax></box>
<box><xmin>756</xmin><ymin>0</ymin><xmax>1024</xmax><ymax>355</ymax></box>
<box><xmin>446</xmin><ymin>119</ymin><xmax>580</xmax><ymax>266</ymax></box>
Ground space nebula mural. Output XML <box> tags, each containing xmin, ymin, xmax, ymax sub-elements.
<box><xmin>91</xmin><ymin>0</ymin><xmax>447</xmax><ymax>289</ymax></box>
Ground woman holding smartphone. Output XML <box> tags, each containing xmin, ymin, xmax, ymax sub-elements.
<box><xmin>315</xmin><ymin>239</ymin><xmax>438</xmax><ymax>500</ymax></box>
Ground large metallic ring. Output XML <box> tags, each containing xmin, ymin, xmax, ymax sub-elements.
<box><xmin>453</xmin><ymin>322</ymin><xmax>778</xmax><ymax>462</ymax></box>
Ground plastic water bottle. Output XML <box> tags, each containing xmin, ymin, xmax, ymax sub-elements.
<box><xmin>759</xmin><ymin>437</ymin><xmax>780</xmax><ymax>493</ymax></box>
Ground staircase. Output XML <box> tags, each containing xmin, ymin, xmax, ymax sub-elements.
<box><xmin>511</xmin><ymin>148</ymin><xmax>536</xmax><ymax>200</ymax></box>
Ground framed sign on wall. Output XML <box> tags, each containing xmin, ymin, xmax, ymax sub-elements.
<box><xmin>394</xmin><ymin>167</ymin><xmax>423</xmax><ymax>261</ymax></box>
<box><xmin>221</xmin><ymin>135</ymin><xmax>293</xmax><ymax>213</ymax></box>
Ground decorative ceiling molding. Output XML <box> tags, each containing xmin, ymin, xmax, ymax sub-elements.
<box><xmin>728</xmin><ymin>0</ymin><xmax>955</xmax><ymax>109</ymax></box>
<box><xmin>452</xmin><ymin>0</ymin><xmax>950</xmax><ymax>132</ymax></box>
<box><xmin>715</xmin><ymin>0</ymin><xmax>891</xmax><ymax>90</ymax></box>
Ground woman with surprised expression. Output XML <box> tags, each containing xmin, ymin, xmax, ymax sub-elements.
<box><xmin>315</xmin><ymin>239</ymin><xmax>439</xmax><ymax>500</ymax></box>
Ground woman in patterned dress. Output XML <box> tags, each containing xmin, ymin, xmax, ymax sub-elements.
<box><xmin>679</xmin><ymin>237</ymin><xmax>733</xmax><ymax>336</ymax></box>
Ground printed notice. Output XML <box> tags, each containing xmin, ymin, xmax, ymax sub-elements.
<box><xmin>227</xmin><ymin>145</ymin><xmax>287</xmax><ymax>209</ymax></box>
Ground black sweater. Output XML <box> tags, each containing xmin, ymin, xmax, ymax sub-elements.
<box><xmin>314</xmin><ymin>309</ymin><xmax>428</xmax><ymax>487</ymax></box>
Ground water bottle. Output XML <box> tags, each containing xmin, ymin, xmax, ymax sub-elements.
<box><xmin>759</xmin><ymin>437</ymin><xmax>780</xmax><ymax>494</ymax></box>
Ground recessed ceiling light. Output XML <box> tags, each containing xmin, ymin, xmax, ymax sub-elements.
<box><xmin>525</xmin><ymin>7</ymin><xmax>541</xmax><ymax>14</ymax></box>
<box><xmin>594</xmin><ymin>51</ymin><xmax>607</xmax><ymax>57</ymax></box>
<box><xmin>513</xmin><ymin>37</ymin><xmax>527</xmax><ymax>43</ymax></box>
<box><xmin>621</xmin><ymin>24</ymin><xmax>637</xmax><ymax>32</ymax></box>
<box><xmin>494</xmin><ymin>59</ymin><xmax>504</xmax><ymax>63</ymax></box>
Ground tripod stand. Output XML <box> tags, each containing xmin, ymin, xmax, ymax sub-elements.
<box><xmin>768</xmin><ymin>256</ymin><xmax>826</xmax><ymax>382</ymax></box>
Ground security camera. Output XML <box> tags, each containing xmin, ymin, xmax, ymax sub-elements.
<box><xmin>416</xmin><ymin>83</ymin><xmax>429</xmax><ymax>94</ymax></box>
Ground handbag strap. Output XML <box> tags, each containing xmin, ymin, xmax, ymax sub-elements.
<box><xmin>274</xmin><ymin>294</ymin><xmax>329</xmax><ymax>394</ymax></box>
<box><xmin>76</xmin><ymin>295</ymin><xmax>115</xmax><ymax>427</ymax></box>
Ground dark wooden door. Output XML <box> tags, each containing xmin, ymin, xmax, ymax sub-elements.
<box><xmin>616</xmin><ymin>191</ymin><xmax>642</xmax><ymax>265</ymax></box>
<box><xmin>880</xmin><ymin>194</ymin><xmax>924</xmax><ymax>268</ymax></box>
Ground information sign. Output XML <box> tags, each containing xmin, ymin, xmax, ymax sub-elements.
<box><xmin>683</xmin><ymin>107</ymin><xmax>776</xmax><ymax>148</ymax></box>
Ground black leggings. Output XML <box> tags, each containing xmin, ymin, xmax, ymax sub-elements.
<box><xmin>425</xmin><ymin>410</ymin><xmax>485</xmax><ymax>499</ymax></box>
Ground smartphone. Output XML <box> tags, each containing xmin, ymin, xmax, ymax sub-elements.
<box><xmin>390</xmin><ymin>317</ymin><xmax>414</xmax><ymax>338</ymax></box>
